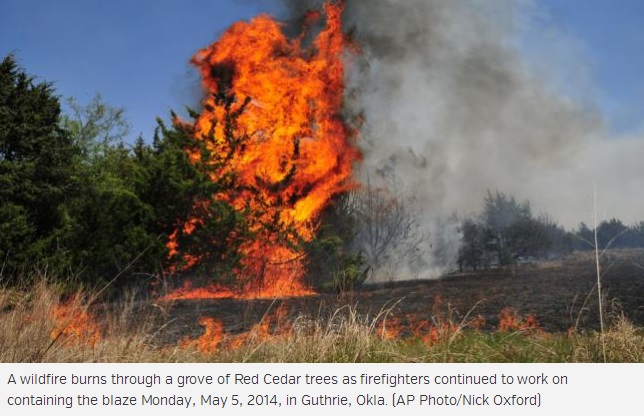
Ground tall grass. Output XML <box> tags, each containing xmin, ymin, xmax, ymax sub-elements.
<box><xmin>0</xmin><ymin>279</ymin><xmax>642</xmax><ymax>363</ymax></box>
<box><xmin>0</xmin><ymin>280</ymin><xmax>178</xmax><ymax>362</ymax></box>
<box><xmin>593</xmin><ymin>184</ymin><xmax>607</xmax><ymax>362</ymax></box>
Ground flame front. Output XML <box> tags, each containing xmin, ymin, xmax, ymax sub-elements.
<box><xmin>166</xmin><ymin>1</ymin><xmax>360</xmax><ymax>299</ymax></box>
<box><xmin>50</xmin><ymin>301</ymin><xmax>102</xmax><ymax>347</ymax></box>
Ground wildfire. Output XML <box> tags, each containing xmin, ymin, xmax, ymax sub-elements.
<box><xmin>181</xmin><ymin>305</ymin><xmax>292</xmax><ymax>353</ymax></box>
<box><xmin>166</xmin><ymin>1</ymin><xmax>360</xmax><ymax>299</ymax></box>
<box><xmin>378</xmin><ymin>316</ymin><xmax>404</xmax><ymax>340</ymax></box>
<box><xmin>376</xmin><ymin>296</ymin><xmax>464</xmax><ymax>345</ymax></box>
<box><xmin>50</xmin><ymin>301</ymin><xmax>102</xmax><ymax>347</ymax></box>
<box><xmin>497</xmin><ymin>307</ymin><xmax>542</xmax><ymax>333</ymax></box>
<box><xmin>179</xmin><ymin>303</ymin><xmax>546</xmax><ymax>355</ymax></box>
<box><xmin>181</xmin><ymin>317</ymin><xmax>224</xmax><ymax>353</ymax></box>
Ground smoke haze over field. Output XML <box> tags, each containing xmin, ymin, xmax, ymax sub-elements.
<box><xmin>272</xmin><ymin>0</ymin><xmax>644</xmax><ymax>278</ymax></box>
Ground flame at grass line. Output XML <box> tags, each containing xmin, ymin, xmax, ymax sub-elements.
<box><xmin>179</xmin><ymin>305</ymin><xmax>541</xmax><ymax>354</ymax></box>
<box><xmin>180</xmin><ymin>317</ymin><xmax>224</xmax><ymax>353</ymax></box>
<box><xmin>50</xmin><ymin>301</ymin><xmax>102</xmax><ymax>347</ymax></box>
<box><xmin>181</xmin><ymin>305</ymin><xmax>292</xmax><ymax>353</ymax></box>
<box><xmin>497</xmin><ymin>307</ymin><xmax>542</xmax><ymax>333</ymax></box>
<box><xmin>165</xmin><ymin>1</ymin><xmax>360</xmax><ymax>300</ymax></box>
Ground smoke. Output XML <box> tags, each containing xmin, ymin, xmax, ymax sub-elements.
<box><xmin>271</xmin><ymin>0</ymin><xmax>644</xmax><ymax>279</ymax></box>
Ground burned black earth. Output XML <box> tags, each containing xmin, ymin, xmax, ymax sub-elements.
<box><xmin>147</xmin><ymin>250</ymin><xmax>644</xmax><ymax>345</ymax></box>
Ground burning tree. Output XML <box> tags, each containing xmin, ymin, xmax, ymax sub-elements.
<box><xmin>161</xmin><ymin>92</ymin><xmax>253</xmax><ymax>284</ymax></box>
<box><xmin>166</xmin><ymin>2</ymin><xmax>361</xmax><ymax>298</ymax></box>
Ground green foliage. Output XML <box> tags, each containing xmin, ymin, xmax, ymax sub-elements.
<box><xmin>306</xmin><ymin>196</ymin><xmax>368</xmax><ymax>292</ymax></box>
<box><xmin>153</xmin><ymin>106</ymin><xmax>250</xmax><ymax>282</ymax></box>
<box><xmin>307</xmin><ymin>234</ymin><xmax>367</xmax><ymax>292</ymax></box>
<box><xmin>0</xmin><ymin>55</ymin><xmax>256</xmax><ymax>290</ymax></box>
<box><xmin>62</xmin><ymin>93</ymin><xmax>130</xmax><ymax>160</ymax></box>
<box><xmin>0</xmin><ymin>55</ymin><xmax>78</xmax><ymax>280</ymax></box>
<box><xmin>63</xmin><ymin>91</ymin><xmax>253</xmax><ymax>288</ymax></box>
<box><xmin>64</xmin><ymin>142</ymin><xmax>162</xmax><ymax>286</ymax></box>
<box><xmin>0</xmin><ymin>54</ymin><xmax>369</xmax><ymax>293</ymax></box>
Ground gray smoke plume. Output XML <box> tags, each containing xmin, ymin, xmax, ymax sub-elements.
<box><xmin>271</xmin><ymin>0</ymin><xmax>644</xmax><ymax>280</ymax></box>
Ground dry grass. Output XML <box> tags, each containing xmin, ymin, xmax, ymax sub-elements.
<box><xmin>570</xmin><ymin>315</ymin><xmax>644</xmax><ymax>363</ymax></box>
<box><xmin>1</xmin><ymin>279</ymin><xmax>643</xmax><ymax>363</ymax></box>
<box><xmin>0</xmin><ymin>280</ymin><xmax>180</xmax><ymax>362</ymax></box>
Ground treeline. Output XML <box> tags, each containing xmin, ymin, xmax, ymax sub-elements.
<box><xmin>458</xmin><ymin>190</ymin><xmax>644</xmax><ymax>271</ymax></box>
<box><xmin>574</xmin><ymin>219</ymin><xmax>644</xmax><ymax>251</ymax></box>
<box><xmin>0</xmin><ymin>55</ymin><xmax>253</xmax><ymax>290</ymax></box>
<box><xmin>3</xmin><ymin>55</ymin><xmax>643</xmax><ymax>291</ymax></box>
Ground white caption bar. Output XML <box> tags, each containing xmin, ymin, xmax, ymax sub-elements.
<box><xmin>0</xmin><ymin>363</ymin><xmax>639</xmax><ymax>415</ymax></box>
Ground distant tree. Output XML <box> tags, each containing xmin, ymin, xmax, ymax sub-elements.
<box><xmin>62</xmin><ymin>93</ymin><xmax>130</xmax><ymax>161</ymax></box>
<box><xmin>481</xmin><ymin>190</ymin><xmax>532</xmax><ymax>265</ymax></box>
<box><xmin>506</xmin><ymin>217</ymin><xmax>543</xmax><ymax>259</ymax></box>
<box><xmin>458</xmin><ymin>218</ymin><xmax>486</xmax><ymax>271</ymax></box>
<box><xmin>344</xmin><ymin>173</ymin><xmax>425</xmax><ymax>281</ymax></box>
<box><xmin>459</xmin><ymin>191</ymin><xmax>574</xmax><ymax>270</ymax></box>
<box><xmin>0</xmin><ymin>55</ymin><xmax>78</xmax><ymax>279</ymax></box>
<box><xmin>628</xmin><ymin>222</ymin><xmax>644</xmax><ymax>247</ymax></box>
<box><xmin>573</xmin><ymin>219</ymin><xmax>644</xmax><ymax>251</ymax></box>
<box><xmin>538</xmin><ymin>214</ymin><xmax>573</xmax><ymax>257</ymax></box>
<box><xmin>573</xmin><ymin>222</ymin><xmax>595</xmax><ymax>251</ymax></box>
<box><xmin>597</xmin><ymin>218</ymin><xmax>642</xmax><ymax>249</ymax></box>
<box><xmin>596</xmin><ymin>218</ymin><xmax>629</xmax><ymax>249</ymax></box>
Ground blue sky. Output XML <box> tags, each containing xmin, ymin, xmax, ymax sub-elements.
<box><xmin>537</xmin><ymin>0</ymin><xmax>644</xmax><ymax>135</ymax></box>
<box><xmin>0</xmin><ymin>0</ymin><xmax>275</xmax><ymax>139</ymax></box>
<box><xmin>1</xmin><ymin>0</ymin><xmax>643</xmax><ymax>140</ymax></box>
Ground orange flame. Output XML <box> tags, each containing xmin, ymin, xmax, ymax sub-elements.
<box><xmin>378</xmin><ymin>316</ymin><xmax>404</xmax><ymax>340</ymax></box>
<box><xmin>181</xmin><ymin>305</ymin><xmax>291</xmax><ymax>353</ymax></box>
<box><xmin>498</xmin><ymin>307</ymin><xmax>541</xmax><ymax>333</ymax></box>
<box><xmin>409</xmin><ymin>318</ymin><xmax>461</xmax><ymax>346</ymax></box>
<box><xmin>178</xmin><ymin>304</ymin><xmax>552</xmax><ymax>354</ymax></box>
<box><xmin>181</xmin><ymin>317</ymin><xmax>224</xmax><ymax>353</ymax></box>
<box><xmin>50</xmin><ymin>302</ymin><xmax>102</xmax><ymax>347</ymax></box>
<box><xmin>167</xmin><ymin>1</ymin><xmax>360</xmax><ymax>299</ymax></box>
<box><xmin>229</xmin><ymin>304</ymin><xmax>292</xmax><ymax>348</ymax></box>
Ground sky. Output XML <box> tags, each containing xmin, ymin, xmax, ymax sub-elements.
<box><xmin>0</xmin><ymin>0</ymin><xmax>275</xmax><ymax>139</ymax></box>
<box><xmin>1</xmin><ymin>0</ymin><xmax>643</xmax><ymax>140</ymax></box>
<box><xmin>536</xmin><ymin>0</ymin><xmax>644</xmax><ymax>136</ymax></box>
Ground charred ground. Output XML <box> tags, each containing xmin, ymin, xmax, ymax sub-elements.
<box><xmin>150</xmin><ymin>250</ymin><xmax>644</xmax><ymax>346</ymax></box>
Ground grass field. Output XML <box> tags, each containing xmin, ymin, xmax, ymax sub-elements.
<box><xmin>1</xmin><ymin>254</ymin><xmax>643</xmax><ymax>363</ymax></box>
